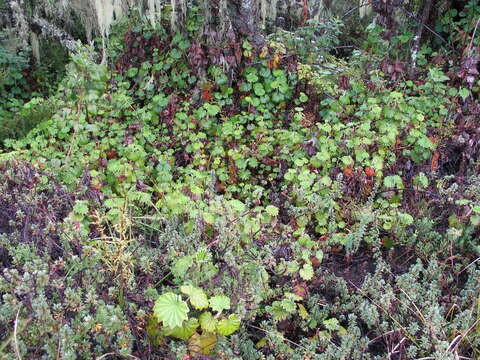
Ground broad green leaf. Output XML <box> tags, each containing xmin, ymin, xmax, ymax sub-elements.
<box><xmin>163</xmin><ymin>317</ymin><xmax>199</xmax><ymax>340</ymax></box>
<box><xmin>172</xmin><ymin>255</ymin><xmax>194</xmax><ymax>278</ymax></box>
<box><xmin>199</xmin><ymin>311</ymin><xmax>217</xmax><ymax>332</ymax></box>
<box><xmin>253</xmin><ymin>83</ymin><xmax>266</xmax><ymax>96</ymax></box>
<box><xmin>239</xmin><ymin>82</ymin><xmax>252</xmax><ymax>92</ymax></box>
<box><xmin>413</xmin><ymin>172</ymin><xmax>429</xmax><ymax>188</ymax></box>
<box><xmin>228</xmin><ymin>199</ymin><xmax>246</xmax><ymax>213</ymax></box>
<box><xmin>203</xmin><ymin>212</ymin><xmax>215</xmax><ymax>225</ymax></box>
<box><xmin>323</xmin><ymin>318</ymin><xmax>340</xmax><ymax>331</ymax></box>
<box><xmin>298</xmin><ymin>304</ymin><xmax>309</xmax><ymax>319</ymax></box>
<box><xmin>216</xmin><ymin>314</ymin><xmax>240</xmax><ymax>336</ymax></box>
<box><xmin>126</xmin><ymin>67</ymin><xmax>138</xmax><ymax>77</ymax></box>
<box><xmin>153</xmin><ymin>292</ymin><xmax>189</xmax><ymax>328</ymax></box>
<box><xmin>280</xmin><ymin>298</ymin><xmax>296</xmax><ymax>312</ymax></box>
<box><xmin>397</xmin><ymin>212</ymin><xmax>414</xmax><ymax>225</ymax></box>
<box><xmin>209</xmin><ymin>295</ymin><xmax>230</xmax><ymax>312</ymax></box>
<box><xmin>299</xmin><ymin>263</ymin><xmax>314</xmax><ymax>281</ymax></box>
<box><xmin>459</xmin><ymin>87</ymin><xmax>470</xmax><ymax>100</ymax></box>
<box><xmin>246</xmin><ymin>73</ymin><xmax>259</xmax><ymax>82</ymax></box>
<box><xmin>267</xmin><ymin>301</ymin><xmax>289</xmax><ymax>321</ymax></box>
<box><xmin>180</xmin><ymin>285</ymin><xmax>209</xmax><ymax>310</ymax></box>
<box><xmin>265</xmin><ymin>205</ymin><xmax>279</xmax><ymax>216</ymax></box>
<box><xmin>204</xmin><ymin>103</ymin><xmax>220</xmax><ymax>116</ymax></box>
<box><xmin>383</xmin><ymin>175</ymin><xmax>403</xmax><ymax>189</ymax></box>
<box><xmin>73</xmin><ymin>201</ymin><xmax>89</xmax><ymax>215</ymax></box>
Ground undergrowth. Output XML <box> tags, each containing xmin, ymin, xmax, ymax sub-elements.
<box><xmin>1</xmin><ymin>5</ymin><xmax>480</xmax><ymax>360</ymax></box>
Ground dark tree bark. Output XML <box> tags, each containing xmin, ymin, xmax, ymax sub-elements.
<box><xmin>410</xmin><ymin>0</ymin><xmax>433</xmax><ymax>74</ymax></box>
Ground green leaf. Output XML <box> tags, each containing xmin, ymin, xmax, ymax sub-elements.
<box><xmin>459</xmin><ymin>87</ymin><xmax>470</xmax><ymax>100</ymax></box>
<box><xmin>413</xmin><ymin>172</ymin><xmax>429</xmax><ymax>188</ymax></box>
<box><xmin>447</xmin><ymin>88</ymin><xmax>457</xmax><ymax>96</ymax></box>
<box><xmin>180</xmin><ymin>285</ymin><xmax>209</xmax><ymax>310</ymax></box>
<box><xmin>73</xmin><ymin>201</ymin><xmax>89</xmax><ymax>216</ymax></box>
<box><xmin>172</xmin><ymin>255</ymin><xmax>194</xmax><ymax>279</ymax></box>
<box><xmin>268</xmin><ymin>301</ymin><xmax>289</xmax><ymax>321</ymax></box>
<box><xmin>203</xmin><ymin>212</ymin><xmax>215</xmax><ymax>225</ymax></box>
<box><xmin>126</xmin><ymin>67</ymin><xmax>138</xmax><ymax>77</ymax></box>
<box><xmin>323</xmin><ymin>318</ymin><xmax>340</xmax><ymax>331</ymax></box>
<box><xmin>253</xmin><ymin>83</ymin><xmax>266</xmax><ymax>96</ymax></box>
<box><xmin>228</xmin><ymin>199</ymin><xmax>246</xmax><ymax>213</ymax></box>
<box><xmin>199</xmin><ymin>311</ymin><xmax>217</xmax><ymax>332</ymax></box>
<box><xmin>299</xmin><ymin>92</ymin><xmax>309</xmax><ymax>103</ymax></box>
<box><xmin>246</xmin><ymin>73</ymin><xmax>259</xmax><ymax>82</ymax></box>
<box><xmin>216</xmin><ymin>314</ymin><xmax>240</xmax><ymax>336</ymax></box>
<box><xmin>153</xmin><ymin>292</ymin><xmax>189</xmax><ymax>328</ymax></box>
<box><xmin>265</xmin><ymin>205</ymin><xmax>279</xmax><ymax>216</ymax></box>
<box><xmin>280</xmin><ymin>298</ymin><xmax>296</xmax><ymax>312</ymax></box>
<box><xmin>397</xmin><ymin>212</ymin><xmax>414</xmax><ymax>225</ymax></box>
<box><xmin>204</xmin><ymin>103</ymin><xmax>220</xmax><ymax>116</ymax></box>
<box><xmin>383</xmin><ymin>175</ymin><xmax>403</xmax><ymax>189</ymax></box>
<box><xmin>209</xmin><ymin>295</ymin><xmax>230</xmax><ymax>312</ymax></box>
<box><xmin>163</xmin><ymin>318</ymin><xmax>199</xmax><ymax>339</ymax></box>
<box><xmin>299</xmin><ymin>263</ymin><xmax>314</xmax><ymax>281</ymax></box>
<box><xmin>338</xmin><ymin>95</ymin><xmax>350</xmax><ymax>105</ymax></box>
<box><xmin>298</xmin><ymin>304</ymin><xmax>309</xmax><ymax>319</ymax></box>
<box><xmin>239</xmin><ymin>82</ymin><xmax>252</xmax><ymax>92</ymax></box>
<box><xmin>341</xmin><ymin>156</ymin><xmax>354</xmax><ymax>166</ymax></box>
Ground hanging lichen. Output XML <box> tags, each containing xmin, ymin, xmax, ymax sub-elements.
<box><xmin>147</xmin><ymin>0</ymin><xmax>162</xmax><ymax>27</ymax></box>
<box><xmin>170</xmin><ymin>0</ymin><xmax>187</xmax><ymax>32</ymax></box>
<box><xmin>30</xmin><ymin>31</ymin><xmax>40</xmax><ymax>63</ymax></box>
<box><xmin>359</xmin><ymin>0</ymin><xmax>372</xmax><ymax>18</ymax></box>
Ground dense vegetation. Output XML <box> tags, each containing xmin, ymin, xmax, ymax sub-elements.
<box><xmin>1</xmin><ymin>1</ymin><xmax>480</xmax><ymax>359</ymax></box>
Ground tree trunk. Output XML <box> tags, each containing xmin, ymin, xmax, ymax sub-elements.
<box><xmin>410</xmin><ymin>0</ymin><xmax>433</xmax><ymax>75</ymax></box>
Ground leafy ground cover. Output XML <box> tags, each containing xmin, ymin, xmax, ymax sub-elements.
<box><xmin>1</xmin><ymin>5</ymin><xmax>480</xmax><ymax>360</ymax></box>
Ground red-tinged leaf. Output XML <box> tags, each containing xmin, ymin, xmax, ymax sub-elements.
<box><xmin>431</xmin><ymin>151</ymin><xmax>440</xmax><ymax>172</ymax></box>
<box><xmin>201</xmin><ymin>91</ymin><xmax>213</xmax><ymax>101</ymax></box>
<box><xmin>106</xmin><ymin>151</ymin><xmax>117</xmax><ymax>159</ymax></box>
<box><xmin>428</xmin><ymin>137</ymin><xmax>439</xmax><ymax>145</ymax></box>
<box><xmin>365</xmin><ymin>168</ymin><xmax>375</xmax><ymax>177</ymax></box>
<box><xmin>343</xmin><ymin>167</ymin><xmax>353</xmax><ymax>176</ymax></box>
<box><xmin>432</xmin><ymin>55</ymin><xmax>443</xmax><ymax>64</ymax></box>
<box><xmin>311</xmin><ymin>256</ymin><xmax>322</xmax><ymax>268</ymax></box>
<box><xmin>338</xmin><ymin>76</ymin><xmax>351</xmax><ymax>90</ymax></box>
<box><xmin>318</xmin><ymin>234</ymin><xmax>329</xmax><ymax>242</ymax></box>
<box><xmin>294</xmin><ymin>283</ymin><xmax>308</xmax><ymax>298</ymax></box>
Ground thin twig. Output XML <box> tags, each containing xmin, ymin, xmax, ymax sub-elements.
<box><xmin>447</xmin><ymin>334</ymin><xmax>463</xmax><ymax>352</ymax></box>
<box><xmin>246</xmin><ymin>323</ymin><xmax>317</xmax><ymax>351</ymax></box>
<box><xmin>96</xmin><ymin>353</ymin><xmax>140</xmax><ymax>360</ymax></box>
<box><xmin>458</xmin><ymin>257</ymin><xmax>480</xmax><ymax>275</ymax></box>
<box><xmin>13</xmin><ymin>308</ymin><xmax>22</xmax><ymax>360</ymax></box>
<box><xmin>367</xmin><ymin>329</ymin><xmax>400</xmax><ymax>346</ymax></box>
<box><xmin>447</xmin><ymin>318</ymin><xmax>480</xmax><ymax>354</ymax></box>
<box><xmin>96</xmin><ymin>353</ymin><xmax>115</xmax><ymax>360</ymax></box>
<box><xmin>390</xmin><ymin>337</ymin><xmax>406</xmax><ymax>357</ymax></box>
<box><xmin>467</xmin><ymin>17</ymin><xmax>480</xmax><ymax>54</ymax></box>
<box><xmin>342</xmin><ymin>1</ymin><xmax>372</xmax><ymax>19</ymax></box>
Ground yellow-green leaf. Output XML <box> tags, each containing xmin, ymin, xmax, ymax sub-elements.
<box><xmin>163</xmin><ymin>318</ymin><xmax>199</xmax><ymax>340</ymax></box>
<box><xmin>209</xmin><ymin>295</ymin><xmax>230</xmax><ymax>312</ymax></box>
<box><xmin>180</xmin><ymin>285</ymin><xmax>209</xmax><ymax>310</ymax></box>
<box><xmin>216</xmin><ymin>314</ymin><xmax>240</xmax><ymax>336</ymax></box>
<box><xmin>199</xmin><ymin>311</ymin><xmax>217</xmax><ymax>332</ymax></box>
<box><xmin>153</xmin><ymin>292</ymin><xmax>189</xmax><ymax>328</ymax></box>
